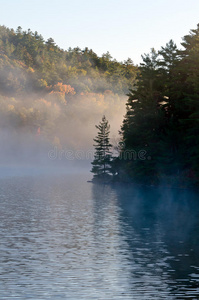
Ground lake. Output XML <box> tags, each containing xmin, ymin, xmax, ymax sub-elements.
<box><xmin>0</xmin><ymin>172</ymin><xmax>199</xmax><ymax>299</ymax></box>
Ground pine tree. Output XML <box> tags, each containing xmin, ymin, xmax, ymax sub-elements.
<box><xmin>119</xmin><ymin>43</ymin><xmax>188</xmax><ymax>183</ymax></box>
<box><xmin>118</xmin><ymin>25</ymin><xmax>199</xmax><ymax>186</ymax></box>
<box><xmin>120</xmin><ymin>49</ymin><xmax>165</xmax><ymax>183</ymax></box>
<box><xmin>177</xmin><ymin>24</ymin><xmax>199</xmax><ymax>178</ymax></box>
<box><xmin>157</xmin><ymin>40</ymin><xmax>185</xmax><ymax>175</ymax></box>
<box><xmin>91</xmin><ymin>115</ymin><xmax>113</xmax><ymax>182</ymax></box>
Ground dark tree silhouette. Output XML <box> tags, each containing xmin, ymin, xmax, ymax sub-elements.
<box><xmin>91</xmin><ymin>115</ymin><xmax>113</xmax><ymax>182</ymax></box>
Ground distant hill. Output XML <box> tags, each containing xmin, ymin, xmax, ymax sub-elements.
<box><xmin>0</xmin><ymin>25</ymin><xmax>136</xmax><ymax>163</ymax></box>
<box><xmin>0</xmin><ymin>25</ymin><xmax>138</xmax><ymax>96</ymax></box>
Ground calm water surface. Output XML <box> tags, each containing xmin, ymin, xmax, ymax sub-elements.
<box><xmin>0</xmin><ymin>173</ymin><xmax>199</xmax><ymax>299</ymax></box>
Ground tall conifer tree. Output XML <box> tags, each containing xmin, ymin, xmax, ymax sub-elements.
<box><xmin>91</xmin><ymin>116</ymin><xmax>113</xmax><ymax>182</ymax></box>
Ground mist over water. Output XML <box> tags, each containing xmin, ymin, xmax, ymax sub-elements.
<box><xmin>0</xmin><ymin>90</ymin><xmax>126</xmax><ymax>171</ymax></box>
<box><xmin>1</xmin><ymin>62</ymin><xmax>199</xmax><ymax>299</ymax></box>
<box><xmin>0</xmin><ymin>174</ymin><xmax>199</xmax><ymax>299</ymax></box>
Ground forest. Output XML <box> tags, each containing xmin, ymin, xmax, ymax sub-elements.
<box><xmin>1</xmin><ymin>24</ymin><xmax>199</xmax><ymax>187</ymax></box>
<box><xmin>0</xmin><ymin>25</ymin><xmax>137</xmax><ymax>163</ymax></box>
<box><xmin>92</xmin><ymin>24</ymin><xmax>199</xmax><ymax>187</ymax></box>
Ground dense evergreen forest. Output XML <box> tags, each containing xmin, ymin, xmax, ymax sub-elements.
<box><xmin>114</xmin><ymin>24</ymin><xmax>199</xmax><ymax>187</ymax></box>
<box><xmin>0</xmin><ymin>25</ymin><xmax>137</xmax><ymax>161</ymax></box>
<box><xmin>91</xmin><ymin>24</ymin><xmax>199</xmax><ymax>187</ymax></box>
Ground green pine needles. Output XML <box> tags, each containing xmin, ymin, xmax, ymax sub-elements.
<box><xmin>91</xmin><ymin>115</ymin><xmax>113</xmax><ymax>183</ymax></box>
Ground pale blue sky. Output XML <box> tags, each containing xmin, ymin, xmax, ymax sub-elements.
<box><xmin>1</xmin><ymin>0</ymin><xmax>199</xmax><ymax>64</ymax></box>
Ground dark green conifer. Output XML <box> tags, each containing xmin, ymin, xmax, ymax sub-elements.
<box><xmin>91</xmin><ymin>116</ymin><xmax>113</xmax><ymax>182</ymax></box>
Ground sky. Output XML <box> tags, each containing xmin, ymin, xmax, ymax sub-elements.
<box><xmin>1</xmin><ymin>0</ymin><xmax>199</xmax><ymax>65</ymax></box>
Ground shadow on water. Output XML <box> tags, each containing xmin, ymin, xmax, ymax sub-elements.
<box><xmin>0</xmin><ymin>174</ymin><xmax>199</xmax><ymax>299</ymax></box>
<box><xmin>92</xmin><ymin>183</ymin><xmax>199</xmax><ymax>299</ymax></box>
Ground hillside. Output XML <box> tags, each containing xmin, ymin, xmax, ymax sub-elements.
<box><xmin>0</xmin><ymin>25</ymin><xmax>138</xmax><ymax>163</ymax></box>
<box><xmin>0</xmin><ymin>25</ymin><xmax>137</xmax><ymax>96</ymax></box>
